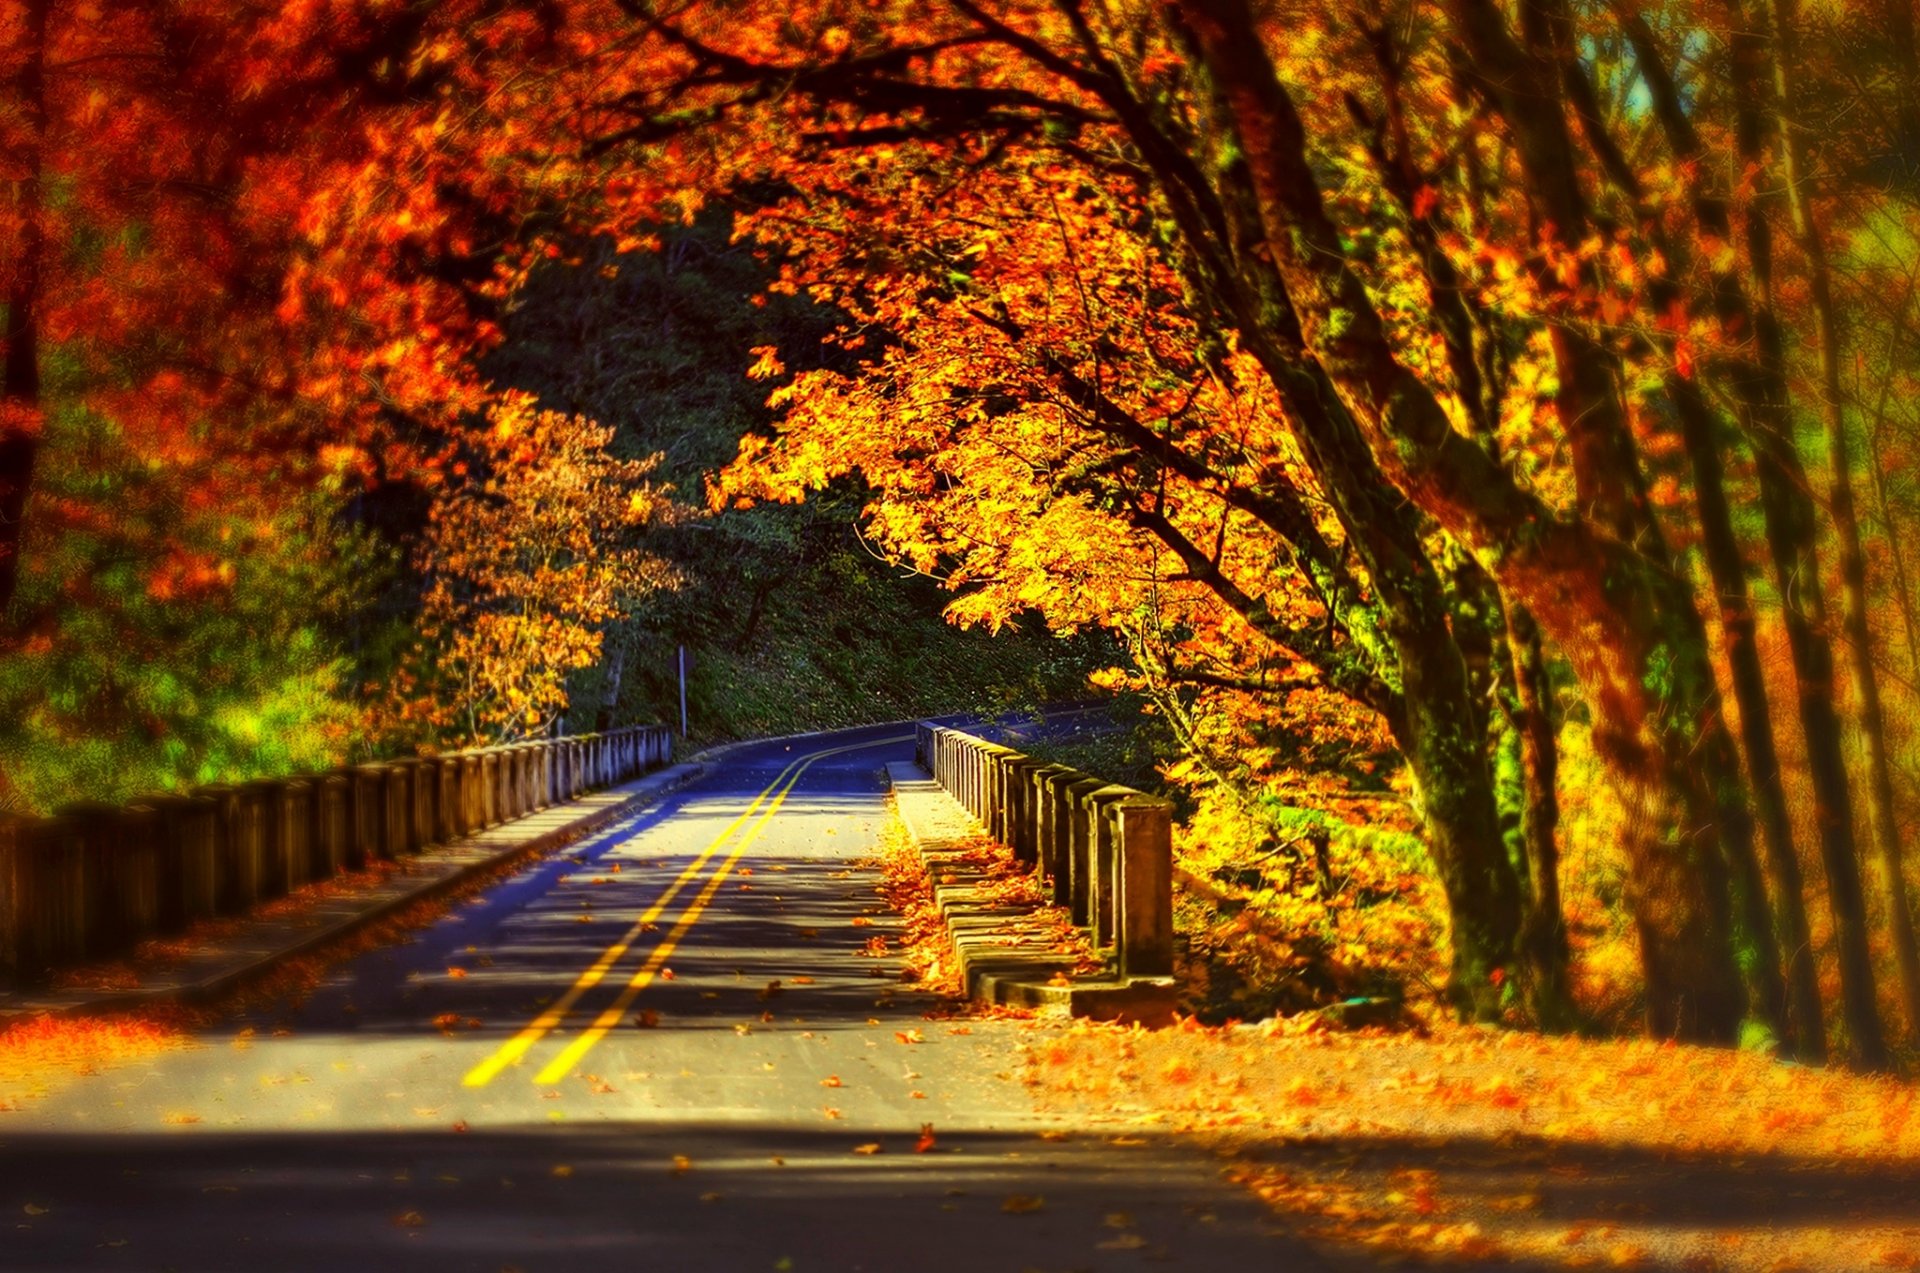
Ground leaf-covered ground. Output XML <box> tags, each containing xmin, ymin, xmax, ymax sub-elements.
<box><xmin>1025</xmin><ymin>1019</ymin><xmax>1920</xmax><ymax>1270</ymax></box>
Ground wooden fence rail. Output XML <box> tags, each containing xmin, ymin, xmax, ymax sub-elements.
<box><xmin>913</xmin><ymin>722</ymin><xmax>1172</xmax><ymax>980</ymax></box>
<box><xmin>0</xmin><ymin>725</ymin><xmax>673</xmax><ymax>992</ymax></box>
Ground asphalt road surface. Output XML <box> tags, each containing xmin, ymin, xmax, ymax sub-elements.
<box><xmin>2</xmin><ymin>721</ymin><xmax>1323</xmax><ymax>1272</ymax></box>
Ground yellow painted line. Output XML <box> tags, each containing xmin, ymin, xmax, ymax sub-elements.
<box><xmin>529</xmin><ymin>733</ymin><xmax>910</xmax><ymax>1085</ymax></box>
<box><xmin>460</xmin><ymin>751</ymin><xmax>809</xmax><ymax>1089</ymax></box>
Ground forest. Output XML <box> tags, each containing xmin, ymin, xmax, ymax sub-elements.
<box><xmin>7</xmin><ymin>0</ymin><xmax>1920</xmax><ymax>1076</ymax></box>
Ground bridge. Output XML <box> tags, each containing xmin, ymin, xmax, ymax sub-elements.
<box><xmin>0</xmin><ymin>719</ymin><xmax>1311</xmax><ymax>1271</ymax></box>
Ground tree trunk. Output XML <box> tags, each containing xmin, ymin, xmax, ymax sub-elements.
<box><xmin>1506</xmin><ymin>602</ymin><xmax>1574</xmax><ymax>1031</ymax></box>
<box><xmin>594</xmin><ymin>631</ymin><xmax>627</xmax><ymax>732</ymax></box>
<box><xmin>1673</xmin><ymin>372</ymin><xmax>1825</xmax><ymax>1059</ymax></box>
<box><xmin>0</xmin><ymin>0</ymin><xmax>49</xmax><ymax>624</ymax></box>
<box><xmin>1616</xmin><ymin>0</ymin><xmax>1883</xmax><ymax>1063</ymax></box>
<box><xmin>1177</xmin><ymin>0</ymin><xmax>1750</xmax><ymax>1042</ymax></box>
<box><xmin>1769</xmin><ymin>0</ymin><xmax>1920</xmax><ymax>1051</ymax></box>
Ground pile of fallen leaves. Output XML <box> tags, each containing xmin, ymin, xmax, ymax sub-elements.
<box><xmin>1028</xmin><ymin>1016</ymin><xmax>1920</xmax><ymax>1270</ymax></box>
<box><xmin>867</xmin><ymin>813</ymin><xmax>968</xmax><ymax>997</ymax></box>
<box><xmin>0</xmin><ymin>1012</ymin><xmax>191</xmax><ymax>1110</ymax></box>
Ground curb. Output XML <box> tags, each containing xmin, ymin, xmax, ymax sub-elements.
<box><xmin>0</xmin><ymin>762</ymin><xmax>707</xmax><ymax>1025</ymax></box>
<box><xmin>885</xmin><ymin>761</ymin><xmax>1176</xmax><ymax>1025</ymax></box>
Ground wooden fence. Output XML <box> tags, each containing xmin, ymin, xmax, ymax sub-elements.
<box><xmin>0</xmin><ymin>726</ymin><xmax>673</xmax><ymax>992</ymax></box>
<box><xmin>913</xmin><ymin>722</ymin><xmax>1173</xmax><ymax>979</ymax></box>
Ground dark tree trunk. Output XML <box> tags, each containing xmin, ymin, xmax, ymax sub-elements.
<box><xmin>1506</xmin><ymin>603</ymin><xmax>1573</xmax><ymax>1031</ymax></box>
<box><xmin>1672</xmin><ymin>372</ymin><xmax>1826</xmax><ymax>1059</ymax></box>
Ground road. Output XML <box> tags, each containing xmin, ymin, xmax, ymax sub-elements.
<box><xmin>1</xmin><ymin>721</ymin><xmax>1322</xmax><ymax>1272</ymax></box>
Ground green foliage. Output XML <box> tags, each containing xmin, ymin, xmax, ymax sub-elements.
<box><xmin>0</xmin><ymin>404</ymin><xmax>386</xmax><ymax>814</ymax></box>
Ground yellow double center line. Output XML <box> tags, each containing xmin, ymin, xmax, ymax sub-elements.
<box><xmin>462</xmin><ymin>734</ymin><xmax>906</xmax><ymax>1088</ymax></box>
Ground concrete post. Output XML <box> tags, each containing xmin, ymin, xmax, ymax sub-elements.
<box><xmin>3</xmin><ymin>816</ymin><xmax>85</xmax><ymax>990</ymax></box>
<box><xmin>459</xmin><ymin>754</ymin><xmax>481</xmax><ymax>833</ymax></box>
<box><xmin>281</xmin><ymin>779</ymin><xmax>314</xmax><ymax>890</ymax></box>
<box><xmin>57</xmin><ymin>802</ymin><xmax>160</xmax><ymax>959</ymax></box>
<box><xmin>313</xmin><ymin>774</ymin><xmax>349</xmax><ymax>881</ymax></box>
<box><xmin>1115</xmin><ymin>797</ymin><xmax>1175</xmax><ymax>977</ymax></box>
<box><xmin>385</xmin><ymin>761</ymin><xmax>415</xmax><ymax>856</ymax></box>
<box><xmin>335</xmin><ymin>769</ymin><xmax>369</xmax><ymax>871</ymax></box>
<box><xmin>411</xmin><ymin>758</ymin><xmax>438</xmax><ymax>847</ymax></box>
<box><xmin>1060</xmin><ymin>777</ymin><xmax>1110</xmax><ymax>926</ymax></box>
<box><xmin>243</xmin><ymin>779</ymin><xmax>292</xmax><ymax>899</ymax></box>
<box><xmin>351</xmin><ymin>764</ymin><xmax>390</xmax><ymax>863</ymax></box>
<box><xmin>480</xmin><ymin>752</ymin><xmax>500</xmax><ymax>828</ymax></box>
<box><xmin>1085</xmin><ymin>787</ymin><xmax>1133</xmax><ymax>956</ymax></box>
<box><xmin>144</xmin><ymin>793</ymin><xmax>218</xmax><ymax>932</ymax></box>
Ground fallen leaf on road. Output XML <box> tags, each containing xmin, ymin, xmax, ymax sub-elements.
<box><xmin>791</xmin><ymin>976</ymin><xmax>816</xmax><ymax>985</ymax></box>
<box><xmin>820</xmin><ymin>1075</ymin><xmax>843</xmax><ymax>1087</ymax></box>
<box><xmin>584</xmin><ymin>1074</ymin><xmax>616</xmax><ymax>1095</ymax></box>
<box><xmin>910</xmin><ymin>1090</ymin><xmax>927</xmax><ymax>1100</ymax></box>
<box><xmin>24</xmin><ymin>1202</ymin><xmax>48</xmax><ymax>1216</ymax></box>
<box><xmin>699</xmin><ymin>1191</ymin><xmax>723</xmax><ymax>1202</ymax></box>
<box><xmin>446</xmin><ymin>968</ymin><xmax>468</xmax><ymax>979</ymax></box>
<box><xmin>851</xmin><ymin>917</ymin><xmax>873</xmax><ymax>927</ymax></box>
<box><xmin>1105</xmin><ymin>1211</ymin><xmax>1135</xmax><ymax>1229</ymax></box>
<box><xmin>1097</xmin><ymin>1234</ymin><xmax>1149</xmax><ymax>1251</ymax></box>
<box><xmin>551</xmin><ymin>1165</ymin><xmax>573</xmax><ymax>1179</ymax></box>
<box><xmin>451</xmin><ymin>1120</ymin><xmax>469</xmax><ymax>1134</ymax></box>
<box><xmin>1002</xmin><ymin>1194</ymin><xmax>1046</xmax><ymax>1214</ymax></box>
<box><xmin>823</xmin><ymin>1107</ymin><xmax>843</xmax><ymax>1119</ymax></box>
<box><xmin>633</xmin><ymin>1010</ymin><xmax>660</xmax><ymax>1028</ymax></box>
<box><xmin>759</xmin><ymin>981</ymin><xmax>784</xmax><ymax>1000</ymax></box>
<box><xmin>394</xmin><ymin>1210</ymin><xmax>425</xmax><ymax>1228</ymax></box>
<box><xmin>853</xmin><ymin>1143</ymin><xmax>883</xmax><ymax>1155</ymax></box>
<box><xmin>733</xmin><ymin>1023</ymin><xmax>752</xmax><ymax>1036</ymax></box>
<box><xmin>163</xmin><ymin>1112</ymin><xmax>201</xmax><ymax>1125</ymax></box>
<box><xmin>895</xmin><ymin>1029</ymin><xmax>924</xmax><ymax>1045</ymax></box>
<box><xmin>915</xmin><ymin>1124</ymin><xmax>937</xmax><ymax>1153</ymax></box>
<box><xmin>660</xmin><ymin>968</ymin><xmax>675</xmax><ymax>980</ymax></box>
<box><xmin>671</xmin><ymin>1156</ymin><xmax>693</xmax><ymax>1175</ymax></box>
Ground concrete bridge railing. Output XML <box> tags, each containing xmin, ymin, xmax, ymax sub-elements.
<box><xmin>0</xmin><ymin>725</ymin><xmax>673</xmax><ymax>992</ymax></box>
<box><xmin>914</xmin><ymin>722</ymin><xmax>1172</xmax><ymax>980</ymax></box>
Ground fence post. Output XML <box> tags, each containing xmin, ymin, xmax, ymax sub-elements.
<box><xmin>351</xmin><ymin>764</ymin><xmax>390</xmax><ymax>863</ymax></box>
<box><xmin>243</xmin><ymin>780</ymin><xmax>292</xmax><ymax>900</ymax></box>
<box><xmin>55</xmin><ymin>802</ymin><xmax>161</xmax><ymax>960</ymax></box>
<box><xmin>412</xmin><ymin>758</ymin><xmax>439</xmax><ymax>847</ymax></box>
<box><xmin>313</xmin><ymin>774</ymin><xmax>349</xmax><ymax>881</ymax></box>
<box><xmin>1085</xmin><ymin>788</ymin><xmax>1134</xmax><ymax>956</ymax></box>
<box><xmin>1115</xmin><ymin>797</ymin><xmax>1175</xmax><ymax>978</ymax></box>
<box><xmin>478</xmin><ymin>751</ymin><xmax>500</xmax><ymax>827</ymax></box>
<box><xmin>143</xmin><ymin>793</ymin><xmax>218</xmax><ymax>933</ymax></box>
<box><xmin>2</xmin><ymin>816</ymin><xmax>84</xmax><ymax>990</ymax></box>
<box><xmin>0</xmin><ymin>817</ymin><xmax>20</xmax><ymax>989</ymax></box>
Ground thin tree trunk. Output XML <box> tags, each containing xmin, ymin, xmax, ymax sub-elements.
<box><xmin>0</xmin><ymin>0</ymin><xmax>49</xmax><ymax>624</ymax></box>
<box><xmin>1769</xmin><ymin>0</ymin><xmax>1920</xmax><ymax>1050</ymax></box>
<box><xmin>1673</xmin><ymin>372</ymin><xmax>1826</xmax><ymax>1058</ymax></box>
<box><xmin>594</xmin><ymin>631</ymin><xmax>627</xmax><ymax>732</ymax></box>
<box><xmin>1507</xmin><ymin>602</ymin><xmax>1574</xmax><ymax>1031</ymax></box>
<box><xmin>1623</xmin><ymin>0</ymin><xmax>1884</xmax><ymax>1064</ymax></box>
